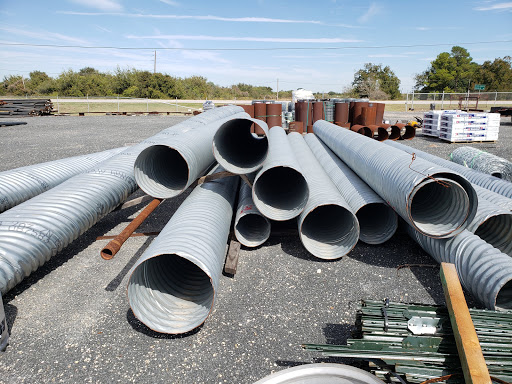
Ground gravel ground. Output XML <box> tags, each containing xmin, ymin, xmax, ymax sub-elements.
<box><xmin>0</xmin><ymin>114</ymin><xmax>510</xmax><ymax>383</ymax></box>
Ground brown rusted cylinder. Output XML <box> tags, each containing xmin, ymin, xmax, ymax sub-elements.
<box><xmin>350</xmin><ymin>124</ymin><xmax>372</xmax><ymax>137</ymax></box>
<box><xmin>238</xmin><ymin>104</ymin><xmax>255</xmax><ymax>132</ymax></box>
<box><xmin>361</xmin><ymin>106</ymin><xmax>377</xmax><ymax>126</ymax></box>
<box><xmin>381</xmin><ymin>123</ymin><xmax>399</xmax><ymax>140</ymax></box>
<box><xmin>375</xmin><ymin>103</ymin><xmax>385</xmax><ymax>125</ymax></box>
<box><xmin>400</xmin><ymin>124</ymin><xmax>416</xmax><ymax>140</ymax></box>
<box><xmin>350</xmin><ymin>101</ymin><xmax>369</xmax><ymax>126</ymax></box>
<box><xmin>368</xmin><ymin>125</ymin><xmax>388</xmax><ymax>141</ymax></box>
<box><xmin>266</xmin><ymin>103</ymin><xmax>282</xmax><ymax>128</ymax></box>
<box><xmin>299</xmin><ymin>101</ymin><xmax>313</xmax><ymax>128</ymax></box>
<box><xmin>289</xmin><ymin>121</ymin><xmax>303</xmax><ymax>134</ymax></box>
<box><xmin>307</xmin><ymin>125</ymin><xmax>314</xmax><ymax>133</ymax></box>
<box><xmin>334</xmin><ymin>102</ymin><xmax>349</xmax><ymax>124</ymax></box>
<box><xmin>254</xmin><ymin>102</ymin><xmax>267</xmax><ymax>135</ymax></box>
<box><xmin>295</xmin><ymin>102</ymin><xmax>302</xmax><ymax>122</ymax></box>
<box><xmin>101</xmin><ymin>198</ymin><xmax>163</xmax><ymax>260</ymax></box>
<box><xmin>391</xmin><ymin>123</ymin><xmax>407</xmax><ymax>141</ymax></box>
<box><xmin>312</xmin><ymin>101</ymin><xmax>324</xmax><ymax>123</ymax></box>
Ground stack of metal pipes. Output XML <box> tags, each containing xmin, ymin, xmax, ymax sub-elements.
<box><xmin>1</xmin><ymin>107</ymin><xmax>511</xmax><ymax>339</ymax></box>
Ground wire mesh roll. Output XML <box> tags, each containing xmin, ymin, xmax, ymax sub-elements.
<box><xmin>450</xmin><ymin>146</ymin><xmax>512</xmax><ymax>182</ymax></box>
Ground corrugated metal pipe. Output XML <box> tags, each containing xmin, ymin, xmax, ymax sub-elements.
<box><xmin>0</xmin><ymin>143</ymin><xmax>148</xmax><ymax>294</ymax></box>
<box><xmin>288</xmin><ymin>133</ymin><xmax>359</xmax><ymax>259</ymax></box>
<box><xmin>252</xmin><ymin>126</ymin><xmax>309</xmax><ymax>221</ymax></box>
<box><xmin>405</xmin><ymin>224</ymin><xmax>512</xmax><ymax>311</ymax></box>
<box><xmin>213</xmin><ymin>117</ymin><xmax>269</xmax><ymax>174</ymax></box>
<box><xmin>127</xmin><ymin>166</ymin><xmax>239</xmax><ymax>334</ymax></box>
<box><xmin>385</xmin><ymin>140</ymin><xmax>512</xmax><ymax>199</ymax></box>
<box><xmin>450</xmin><ymin>146</ymin><xmax>512</xmax><ymax>182</ymax></box>
<box><xmin>313</xmin><ymin>120</ymin><xmax>478</xmax><ymax>239</ymax></box>
<box><xmin>0</xmin><ymin>147</ymin><xmax>126</xmax><ymax>213</ymax></box>
<box><xmin>304</xmin><ymin>134</ymin><xmax>397</xmax><ymax>245</ymax></box>
<box><xmin>234</xmin><ymin>180</ymin><xmax>270</xmax><ymax>247</ymax></box>
<box><xmin>472</xmin><ymin>184</ymin><xmax>512</xmax><ymax>211</ymax></box>
<box><xmin>134</xmin><ymin>106</ymin><xmax>247</xmax><ymax>198</ymax></box>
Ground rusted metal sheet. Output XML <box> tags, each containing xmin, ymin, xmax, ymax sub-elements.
<box><xmin>361</xmin><ymin>106</ymin><xmax>377</xmax><ymax>126</ymax></box>
<box><xmin>312</xmin><ymin>101</ymin><xmax>324</xmax><ymax>123</ymax></box>
<box><xmin>334</xmin><ymin>102</ymin><xmax>349</xmax><ymax>125</ymax></box>
<box><xmin>289</xmin><ymin>121</ymin><xmax>303</xmax><ymax>134</ymax></box>
<box><xmin>266</xmin><ymin>103</ymin><xmax>282</xmax><ymax>128</ymax></box>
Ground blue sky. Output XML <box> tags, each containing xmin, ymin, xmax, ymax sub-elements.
<box><xmin>0</xmin><ymin>0</ymin><xmax>511</xmax><ymax>93</ymax></box>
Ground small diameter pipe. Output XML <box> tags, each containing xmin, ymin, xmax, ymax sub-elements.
<box><xmin>368</xmin><ymin>125</ymin><xmax>388</xmax><ymax>141</ymax></box>
<box><xmin>234</xmin><ymin>181</ymin><xmax>271</xmax><ymax>247</ymax></box>
<box><xmin>304</xmin><ymin>134</ymin><xmax>397</xmax><ymax>245</ymax></box>
<box><xmin>350</xmin><ymin>124</ymin><xmax>372</xmax><ymax>137</ymax></box>
<box><xmin>213</xmin><ymin>117</ymin><xmax>269</xmax><ymax>174</ymax></box>
<box><xmin>252</xmin><ymin>126</ymin><xmax>309</xmax><ymax>221</ymax></box>
<box><xmin>288</xmin><ymin>133</ymin><xmax>359</xmax><ymax>259</ymax></box>
<box><xmin>101</xmin><ymin>198</ymin><xmax>163</xmax><ymax>260</ymax></box>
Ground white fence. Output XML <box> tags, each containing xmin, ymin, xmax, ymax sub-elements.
<box><xmin>403</xmin><ymin>92</ymin><xmax>512</xmax><ymax>111</ymax></box>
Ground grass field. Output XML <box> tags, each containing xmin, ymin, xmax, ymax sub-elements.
<box><xmin>53</xmin><ymin>101</ymin><xmax>204</xmax><ymax>115</ymax></box>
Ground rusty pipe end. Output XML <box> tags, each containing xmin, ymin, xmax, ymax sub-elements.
<box><xmin>376</xmin><ymin>127</ymin><xmax>389</xmax><ymax>141</ymax></box>
<box><xmin>101</xmin><ymin>241</ymin><xmax>122</xmax><ymax>260</ymax></box>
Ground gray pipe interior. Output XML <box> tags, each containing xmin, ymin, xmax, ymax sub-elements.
<box><xmin>475</xmin><ymin>214</ymin><xmax>512</xmax><ymax>256</ymax></box>
<box><xmin>235</xmin><ymin>213</ymin><xmax>271</xmax><ymax>247</ymax></box>
<box><xmin>409</xmin><ymin>177</ymin><xmax>470</xmax><ymax>237</ymax></box>
<box><xmin>213</xmin><ymin>118</ymin><xmax>268</xmax><ymax>174</ymax></box>
<box><xmin>496</xmin><ymin>281</ymin><xmax>512</xmax><ymax>310</ymax></box>
<box><xmin>134</xmin><ymin>145</ymin><xmax>190</xmax><ymax>198</ymax></box>
<box><xmin>356</xmin><ymin>203</ymin><xmax>398</xmax><ymax>245</ymax></box>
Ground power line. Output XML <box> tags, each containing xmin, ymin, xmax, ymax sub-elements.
<box><xmin>0</xmin><ymin>40</ymin><xmax>511</xmax><ymax>51</ymax></box>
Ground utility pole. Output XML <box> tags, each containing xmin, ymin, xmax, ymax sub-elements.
<box><xmin>154</xmin><ymin>50</ymin><xmax>156</xmax><ymax>74</ymax></box>
<box><xmin>276</xmin><ymin>78</ymin><xmax>279</xmax><ymax>100</ymax></box>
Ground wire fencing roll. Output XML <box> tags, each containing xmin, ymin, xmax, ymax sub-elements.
<box><xmin>385</xmin><ymin>141</ymin><xmax>512</xmax><ymax>199</ymax></box>
<box><xmin>405</xmin><ymin>225</ymin><xmax>512</xmax><ymax>311</ymax></box>
<box><xmin>213</xmin><ymin>117</ymin><xmax>269</xmax><ymax>174</ymax></box>
<box><xmin>252</xmin><ymin>126</ymin><xmax>309</xmax><ymax>221</ymax></box>
<box><xmin>304</xmin><ymin>134</ymin><xmax>397</xmax><ymax>245</ymax></box>
<box><xmin>134</xmin><ymin>107</ymin><xmax>247</xmax><ymax>198</ymax></box>
<box><xmin>288</xmin><ymin>133</ymin><xmax>359</xmax><ymax>259</ymax></box>
<box><xmin>234</xmin><ymin>180</ymin><xmax>270</xmax><ymax>247</ymax></box>
<box><xmin>313</xmin><ymin>120</ymin><xmax>478</xmax><ymax>239</ymax></box>
<box><xmin>127</xmin><ymin>166</ymin><xmax>239</xmax><ymax>334</ymax></box>
<box><xmin>0</xmin><ymin>147</ymin><xmax>126</xmax><ymax>213</ymax></box>
<box><xmin>450</xmin><ymin>146</ymin><xmax>512</xmax><ymax>182</ymax></box>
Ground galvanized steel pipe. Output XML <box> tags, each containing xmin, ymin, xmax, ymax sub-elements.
<box><xmin>288</xmin><ymin>133</ymin><xmax>359</xmax><ymax>259</ymax></box>
<box><xmin>135</xmin><ymin>107</ymin><xmax>247</xmax><ymax>198</ymax></box>
<box><xmin>304</xmin><ymin>134</ymin><xmax>397</xmax><ymax>245</ymax></box>
<box><xmin>127</xmin><ymin>166</ymin><xmax>239</xmax><ymax>334</ymax></box>
<box><xmin>386</xmin><ymin>140</ymin><xmax>512</xmax><ymax>199</ymax></box>
<box><xmin>213</xmin><ymin>117</ymin><xmax>269</xmax><ymax>174</ymax></box>
<box><xmin>234</xmin><ymin>181</ymin><xmax>271</xmax><ymax>247</ymax></box>
<box><xmin>450</xmin><ymin>146</ymin><xmax>512</xmax><ymax>181</ymax></box>
<box><xmin>0</xmin><ymin>147</ymin><xmax>126</xmax><ymax>213</ymax></box>
<box><xmin>405</xmin><ymin>225</ymin><xmax>512</xmax><ymax>310</ymax></box>
<box><xmin>252</xmin><ymin>126</ymin><xmax>309</xmax><ymax>221</ymax></box>
<box><xmin>313</xmin><ymin>120</ymin><xmax>478</xmax><ymax>239</ymax></box>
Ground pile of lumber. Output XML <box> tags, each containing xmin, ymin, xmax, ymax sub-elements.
<box><xmin>0</xmin><ymin>99</ymin><xmax>53</xmax><ymax>117</ymax></box>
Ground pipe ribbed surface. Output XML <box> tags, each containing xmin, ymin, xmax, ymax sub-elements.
<box><xmin>472</xmin><ymin>184</ymin><xmax>512</xmax><ymax>211</ymax></box>
<box><xmin>450</xmin><ymin>146</ymin><xmax>512</xmax><ymax>182</ymax></box>
<box><xmin>127</xmin><ymin>166</ymin><xmax>239</xmax><ymax>334</ymax></box>
<box><xmin>288</xmin><ymin>133</ymin><xmax>359</xmax><ymax>259</ymax></box>
<box><xmin>304</xmin><ymin>134</ymin><xmax>397</xmax><ymax>245</ymax></box>
<box><xmin>135</xmin><ymin>107</ymin><xmax>247</xmax><ymax>198</ymax></box>
<box><xmin>0</xmin><ymin>147</ymin><xmax>126</xmax><ymax>213</ymax></box>
<box><xmin>385</xmin><ymin>140</ymin><xmax>512</xmax><ymax>199</ymax></box>
<box><xmin>405</xmin><ymin>225</ymin><xmax>512</xmax><ymax>310</ymax></box>
<box><xmin>252</xmin><ymin>127</ymin><xmax>309</xmax><ymax>221</ymax></box>
<box><xmin>313</xmin><ymin>120</ymin><xmax>478</xmax><ymax>239</ymax></box>
<box><xmin>0</xmin><ymin>144</ymin><xmax>144</xmax><ymax>294</ymax></box>
<box><xmin>213</xmin><ymin>117</ymin><xmax>269</xmax><ymax>174</ymax></box>
<box><xmin>234</xmin><ymin>181</ymin><xmax>271</xmax><ymax>247</ymax></box>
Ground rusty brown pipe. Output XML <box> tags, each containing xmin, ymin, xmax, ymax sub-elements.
<box><xmin>401</xmin><ymin>124</ymin><xmax>416</xmax><ymax>140</ymax></box>
<box><xmin>391</xmin><ymin>123</ymin><xmax>406</xmax><ymax>141</ymax></box>
<box><xmin>101</xmin><ymin>198</ymin><xmax>163</xmax><ymax>260</ymax></box>
<box><xmin>351</xmin><ymin>124</ymin><xmax>373</xmax><ymax>137</ymax></box>
<box><xmin>368</xmin><ymin>125</ymin><xmax>388</xmax><ymax>141</ymax></box>
<box><xmin>381</xmin><ymin>124</ymin><xmax>400</xmax><ymax>140</ymax></box>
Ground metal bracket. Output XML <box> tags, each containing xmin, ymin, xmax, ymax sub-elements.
<box><xmin>381</xmin><ymin>298</ymin><xmax>390</xmax><ymax>332</ymax></box>
<box><xmin>407</xmin><ymin>316</ymin><xmax>441</xmax><ymax>335</ymax></box>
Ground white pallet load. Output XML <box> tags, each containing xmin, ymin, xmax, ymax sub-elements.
<box><xmin>438</xmin><ymin>111</ymin><xmax>500</xmax><ymax>142</ymax></box>
<box><xmin>422</xmin><ymin>110</ymin><xmax>455</xmax><ymax>137</ymax></box>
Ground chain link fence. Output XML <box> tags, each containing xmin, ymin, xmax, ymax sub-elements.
<box><xmin>404</xmin><ymin>92</ymin><xmax>512</xmax><ymax>112</ymax></box>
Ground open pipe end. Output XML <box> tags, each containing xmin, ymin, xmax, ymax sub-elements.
<box><xmin>388</xmin><ymin>126</ymin><xmax>401</xmax><ymax>140</ymax></box>
<box><xmin>475</xmin><ymin>213</ymin><xmax>512</xmax><ymax>256</ymax></box>
<box><xmin>409</xmin><ymin>177</ymin><xmax>471</xmax><ymax>238</ymax></box>
<box><xmin>213</xmin><ymin>118</ymin><xmax>268</xmax><ymax>174</ymax></box>
<box><xmin>235</xmin><ymin>213</ymin><xmax>271</xmax><ymax>247</ymax></box>
<box><xmin>376</xmin><ymin>127</ymin><xmax>389</xmax><ymax>141</ymax></box>
<box><xmin>357</xmin><ymin>203</ymin><xmax>398</xmax><ymax>244</ymax></box>
<box><xmin>401</xmin><ymin>125</ymin><xmax>416</xmax><ymax>140</ymax></box>
<box><xmin>299</xmin><ymin>204</ymin><xmax>359</xmax><ymax>260</ymax></box>
<box><xmin>134</xmin><ymin>145</ymin><xmax>190</xmax><ymax>199</ymax></box>
<box><xmin>100</xmin><ymin>247</ymin><xmax>115</xmax><ymax>260</ymax></box>
<box><xmin>128</xmin><ymin>254</ymin><xmax>214</xmax><ymax>334</ymax></box>
<box><xmin>496</xmin><ymin>279</ymin><xmax>512</xmax><ymax>310</ymax></box>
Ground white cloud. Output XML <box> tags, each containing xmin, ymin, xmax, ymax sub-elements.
<box><xmin>367</xmin><ymin>54</ymin><xmax>408</xmax><ymax>58</ymax></box>
<box><xmin>474</xmin><ymin>2</ymin><xmax>512</xmax><ymax>10</ymax></box>
<box><xmin>69</xmin><ymin>0</ymin><xmax>123</xmax><ymax>11</ymax></box>
<box><xmin>0</xmin><ymin>26</ymin><xmax>90</xmax><ymax>45</ymax></box>
<box><xmin>358</xmin><ymin>3</ymin><xmax>382</xmax><ymax>23</ymax></box>
<box><xmin>94</xmin><ymin>25</ymin><xmax>112</xmax><ymax>33</ymax></box>
<box><xmin>125</xmin><ymin>34</ymin><xmax>362</xmax><ymax>43</ymax></box>
<box><xmin>160</xmin><ymin>0</ymin><xmax>180</xmax><ymax>5</ymax></box>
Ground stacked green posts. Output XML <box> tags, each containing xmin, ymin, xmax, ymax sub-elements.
<box><xmin>303</xmin><ymin>300</ymin><xmax>512</xmax><ymax>383</ymax></box>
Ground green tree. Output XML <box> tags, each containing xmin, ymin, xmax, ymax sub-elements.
<box><xmin>0</xmin><ymin>75</ymin><xmax>26</xmax><ymax>96</ymax></box>
<box><xmin>352</xmin><ymin>63</ymin><xmax>401</xmax><ymax>99</ymax></box>
<box><xmin>414</xmin><ymin>46</ymin><xmax>478</xmax><ymax>92</ymax></box>
<box><xmin>474</xmin><ymin>56</ymin><xmax>512</xmax><ymax>91</ymax></box>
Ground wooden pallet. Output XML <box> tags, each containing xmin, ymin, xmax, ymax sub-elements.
<box><xmin>438</xmin><ymin>138</ymin><xmax>497</xmax><ymax>144</ymax></box>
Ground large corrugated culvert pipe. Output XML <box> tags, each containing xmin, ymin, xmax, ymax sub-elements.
<box><xmin>405</xmin><ymin>224</ymin><xmax>512</xmax><ymax>310</ymax></box>
<box><xmin>313</xmin><ymin>120</ymin><xmax>478</xmax><ymax>239</ymax></box>
<box><xmin>0</xmin><ymin>147</ymin><xmax>126</xmax><ymax>213</ymax></box>
<box><xmin>252</xmin><ymin>126</ymin><xmax>309</xmax><ymax>221</ymax></box>
<box><xmin>472</xmin><ymin>184</ymin><xmax>512</xmax><ymax>211</ymax></box>
<box><xmin>288</xmin><ymin>133</ymin><xmax>359</xmax><ymax>259</ymax></box>
<box><xmin>234</xmin><ymin>180</ymin><xmax>271</xmax><ymax>247</ymax></box>
<box><xmin>135</xmin><ymin>106</ymin><xmax>247</xmax><ymax>198</ymax></box>
<box><xmin>0</xmin><ymin>143</ymin><xmax>148</xmax><ymax>294</ymax></box>
<box><xmin>127</xmin><ymin>166</ymin><xmax>239</xmax><ymax>334</ymax></box>
<box><xmin>450</xmin><ymin>146</ymin><xmax>512</xmax><ymax>182</ymax></box>
<box><xmin>385</xmin><ymin>141</ymin><xmax>512</xmax><ymax>199</ymax></box>
<box><xmin>304</xmin><ymin>134</ymin><xmax>397</xmax><ymax>244</ymax></box>
<box><xmin>213</xmin><ymin>117</ymin><xmax>269</xmax><ymax>174</ymax></box>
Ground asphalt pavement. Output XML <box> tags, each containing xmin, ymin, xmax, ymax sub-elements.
<box><xmin>0</xmin><ymin>114</ymin><xmax>510</xmax><ymax>383</ymax></box>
